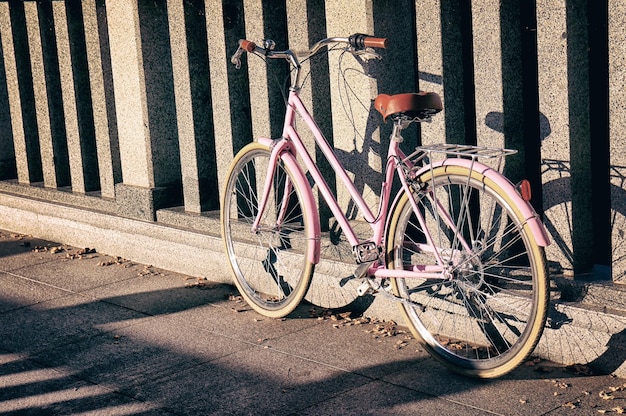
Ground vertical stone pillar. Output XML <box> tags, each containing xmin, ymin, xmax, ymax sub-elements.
<box><xmin>415</xmin><ymin>0</ymin><xmax>446</xmax><ymax>147</ymax></box>
<box><xmin>440</xmin><ymin>0</ymin><xmax>475</xmax><ymax>146</ymax></box>
<box><xmin>566</xmin><ymin>0</ymin><xmax>594</xmax><ymax>275</ymax></box>
<box><xmin>205</xmin><ymin>0</ymin><xmax>230</xmax><ymax>196</ymax></box>
<box><xmin>609</xmin><ymin>0</ymin><xmax>626</xmax><ymax>282</ymax></box>
<box><xmin>243</xmin><ymin>0</ymin><xmax>271</xmax><ymax>141</ymax></box>
<box><xmin>106</xmin><ymin>1</ymin><xmax>151</xmax><ymax>188</ymax></box>
<box><xmin>324</xmin><ymin>0</ymin><xmax>380</xmax><ymax>214</ymax></box>
<box><xmin>471</xmin><ymin>1</ymin><xmax>527</xmax><ymax>179</ymax></box>
<box><xmin>106</xmin><ymin>0</ymin><xmax>179</xmax><ymax>220</ymax></box>
<box><xmin>1</xmin><ymin>3</ymin><xmax>44</xmax><ymax>185</ymax></box>
<box><xmin>536</xmin><ymin>0</ymin><xmax>574</xmax><ymax>272</ymax></box>
<box><xmin>285</xmin><ymin>0</ymin><xmax>336</xmax><ymax>223</ymax></box>
<box><xmin>82</xmin><ymin>0</ymin><xmax>118</xmax><ymax>199</ymax></box>
<box><xmin>471</xmin><ymin>0</ymin><xmax>504</xmax><ymax>151</ymax></box>
<box><xmin>167</xmin><ymin>0</ymin><xmax>202</xmax><ymax>213</ymax></box>
<box><xmin>24</xmin><ymin>2</ymin><xmax>70</xmax><ymax>189</ymax></box>
<box><xmin>285</xmin><ymin>0</ymin><xmax>323</xmax><ymax>193</ymax></box>
<box><xmin>52</xmin><ymin>2</ymin><xmax>86</xmax><ymax>194</ymax></box>
<box><xmin>538</xmin><ymin>0</ymin><xmax>594</xmax><ymax>275</ymax></box>
<box><xmin>206</xmin><ymin>0</ymin><xmax>252</xmax><ymax>201</ymax></box>
<box><xmin>286</xmin><ymin>0</ymin><xmax>349</xmax><ymax>309</ymax></box>
<box><xmin>0</xmin><ymin>3</ymin><xmax>23</xmax><ymax>181</ymax></box>
<box><xmin>106</xmin><ymin>0</ymin><xmax>152</xmax><ymax>218</ymax></box>
<box><xmin>0</xmin><ymin>35</ymin><xmax>16</xmax><ymax>180</ymax></box>
<box><xmin>371</xmin><ymin>0</ymin><xmax>418</xmax><ymax>145</ymax></box>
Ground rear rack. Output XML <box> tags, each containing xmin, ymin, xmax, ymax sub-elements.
<box><xmin>404</xmin><ymin>143</ymin><xmax>518</xmax><ymax>174</ymax></box>
<box><xmin>406</xmin><ymin>143</ymin><xmax>517</xmax><ymax>161</ymax></box>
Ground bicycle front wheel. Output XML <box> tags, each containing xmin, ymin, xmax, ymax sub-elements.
<box><xmin>386</xmin><ymin>165</ymin><xmax>549</xmax><ymax>378</ymax></box>
<box><xmin>221</xmin><ymin>143</ymin><xmax>315</xmax><ymax>318</ymax></box>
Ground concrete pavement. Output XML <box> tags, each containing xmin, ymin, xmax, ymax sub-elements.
<box><xmin>1</xmin><ymin>230</ymin><xmax>625</xmax><ymax>415</ymax></box>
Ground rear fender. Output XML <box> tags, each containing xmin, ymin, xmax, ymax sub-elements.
<box><xmin>410</xmin><ymin>158</ymin><xmax>550</xmax><ymax>247</ymax></box>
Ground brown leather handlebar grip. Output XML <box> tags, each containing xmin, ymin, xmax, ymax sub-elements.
<box><xmin>364</xmin><ymin>37</ymin><xmax>388</xmax><ymax>49</ymax></box>
<box><xmin>239</xmin><ymin>39</ymin><xmax>257</xmax><ymax>52</ymax></box>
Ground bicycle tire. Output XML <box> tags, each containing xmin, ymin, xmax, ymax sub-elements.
<box><xmin>221</xmin><ymin>143</ymin><xmax>315</xmax><ymax>318</ymax></box>
<box><xmin>386</xmin><ymin>165</ymin><xmax>549</xmax><ymax>378</ymax></box>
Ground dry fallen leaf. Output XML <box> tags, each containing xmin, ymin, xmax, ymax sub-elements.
<box><xmin>395</xmin><ymin>340</ymin><xmax>409</xmax><ymax>349</ymax></box>
<box><xmin>600</xmin><ymin>390</ymin><xmax>615</xmax><ymax>400</ymax></box>
<box><xmin>98</xmin><ymin>256</ymin><xmax>130</xmax><ymax>267</ymax></box>
<box><xmin>138</xmin><ymin>265</ymin><xmax>165</xmax><ymax>277</ymax></box>
<box><xmin>50</xmin><ymin>246</ymin><xmax>65</xmax><ymax>254</ymax></box>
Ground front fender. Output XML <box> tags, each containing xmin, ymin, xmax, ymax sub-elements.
<box><xmin>257</xmin><ymin>137</ymin><xmax>322</xmax><ymax>263</ymax></box>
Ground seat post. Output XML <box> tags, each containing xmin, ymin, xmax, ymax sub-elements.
<box><xmin>390</xmin><ymin>117</ymin><xmax>412</xmax><ymax>143</ymax></box>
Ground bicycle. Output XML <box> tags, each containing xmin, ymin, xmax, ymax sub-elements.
<box><xmin>221</xmin><ymin>33</ymin><xmax>550</xmax><ymax>378</ymax></box>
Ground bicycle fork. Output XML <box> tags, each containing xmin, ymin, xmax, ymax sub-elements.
<box><xmin>250</xmin><ymin>139</ymin><xmax>293</xmax><ymax>234</ymax></box>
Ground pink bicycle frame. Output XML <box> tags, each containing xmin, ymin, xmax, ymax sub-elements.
<box><xmin>253</xmin><ymin>89</ymin><xmax>396</xmax><ymax>255</ymax></box>
<box><xmin>252</xmin><ymin>89</ymin><xmax>549</xmax><ymax>280</ymax></box>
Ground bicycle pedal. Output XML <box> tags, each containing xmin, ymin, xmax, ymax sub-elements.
<box><xmin>356</xmin><ymin>276</ymin><xmax>387</xmax><ymax>297</ymax></box>
<box><xmin>357</xmin><ymin>281</ymin><xmax>374</xmax><ymax>296</ymax></box>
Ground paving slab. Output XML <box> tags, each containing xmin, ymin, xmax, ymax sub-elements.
<box><xmin>0</xmin><ymin>293</ymin><xmax>144</xmax><ymax>355</ymax></box>
<box><xmin>265</xmin><ymin>314</ymin><xmax>431</xmax><ymax>380</ymax></box>
<box><xmin>0</xmin><ymin>271</ymin><xmax>70</xmax><ymax>313</ymax></box>
<box><xmin>31</xmin><ymin>317</ymin><xmax>254</xmax><ymax>399</ymax></box>
<box><xmin>0</xmin><ymin>232</ymin><xmax>60</xmax><ymax>272</ymax></box>
<box><xmin>80</xmin><ymin>271</ymin><xmax>234</xmax><ymax>317</ymax></box>
<box><xmin>0</xmin><ymin>352</ymin><xmax>166</xmax><ymax>415</ymax></box>
<box><xmin>169</xmin><ymin>300</ymin><xmax>328</xmax><ymax>345</ymax></box>
<box><xmin>383</xmin><ymin>356</ymin><xmax>623</xmax><ymax>415</ymax></box>
<box><xmin>11</xmin><ymin>252</ymin><xmax>144</xmax><ymax>293</ymax></box>
<box><xmin>130</xmin><ymin>346</ymin><xmax>371</xmax><ymax>416</ymax></box>
<box><xmin>81</xmin><ymin>272</ymin><xmax>327</xmax><ymax>344</ymax></box>
<box><xmin>297</xmin><ymin>379</ymin><xmax>492</xmax><ymax>416</ymax></box>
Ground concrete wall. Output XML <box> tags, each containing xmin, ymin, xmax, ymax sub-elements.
<box><xmin>0</xmin><ymin>0</ymin><xmax>622</xmax><ymax>286</ymax></box>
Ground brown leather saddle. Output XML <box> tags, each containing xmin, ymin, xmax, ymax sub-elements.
<box><xmin>374</xmin><ymin>92</ymin><xmax>442</xmax><ymax>121</ymax></box>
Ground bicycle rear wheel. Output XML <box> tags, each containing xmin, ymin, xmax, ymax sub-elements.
<box><xmin>221</xmin><ymin>143</ymin><xmax>315</xmax><ymax>318</ymax></box>
<box><xmin>386</xmin><ymin>165</ymin><xmax>549</xmax><ymax>378</ymax></box>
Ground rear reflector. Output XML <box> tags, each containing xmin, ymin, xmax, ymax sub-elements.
<box><xmin>517</xmin><ymin>179</ymin><xmax>532</xmax><ymax>202</ymax></box>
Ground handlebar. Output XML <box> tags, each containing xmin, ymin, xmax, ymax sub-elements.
<box><xmin>230</xmin><ymin>33</ymin><xmax>388</xmax><ymax>69</ymax></box>
<box><xmin>230</xmin><ymin>33</ymin><xmax>388</xmax><ymax>88</ymax></box>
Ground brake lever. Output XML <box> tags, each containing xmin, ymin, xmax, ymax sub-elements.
<box><xmin>352</xmin><ymin>47</ymin><xmax>382</xmax><ymax>61</ymax></box>
<box><xmin>231</xmin><ymin>46</ymin><xmax>244</xmax><ymax>69</ymax></box>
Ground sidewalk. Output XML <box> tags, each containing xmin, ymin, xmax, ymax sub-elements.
<box><xmin>0</xmin><ymin>230</ymin><xmax>624</xmax><ymax>415</ymax></box>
